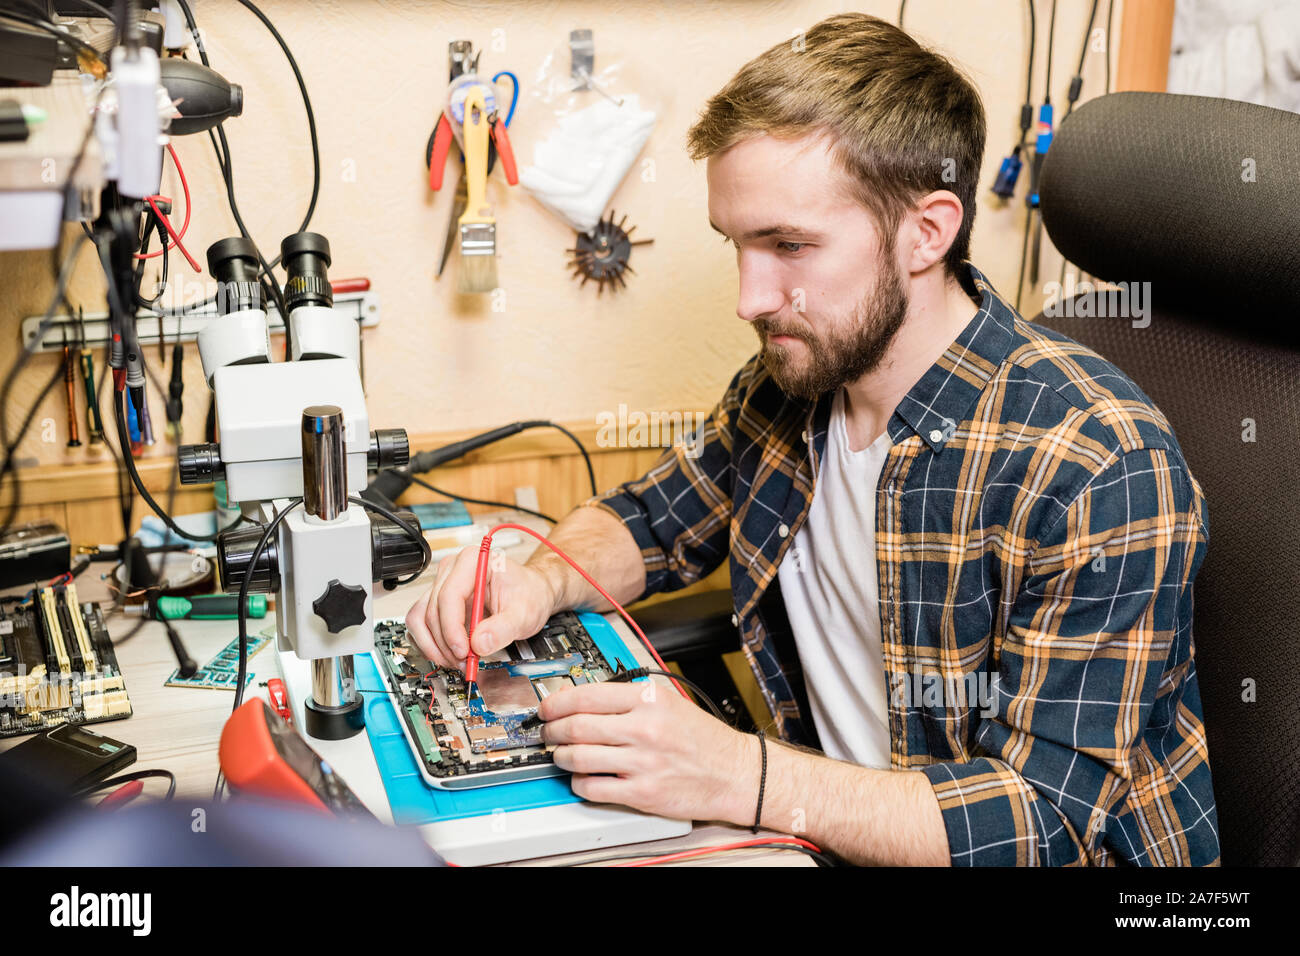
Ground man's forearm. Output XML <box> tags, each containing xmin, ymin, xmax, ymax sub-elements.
<box><xmin>527</xmin><ymin>504</ymin><xmax>646</xmax><ymax>615</ymax></box>
<box><xmin>730</xmin><ymin>738</ymin><xmax>951</xmax><ymax>866</ymax></box>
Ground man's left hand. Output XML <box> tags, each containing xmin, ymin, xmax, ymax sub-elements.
<box><xmin>539</xmin><ymin>679</ymin><xmax>756</xmax><ymax>824</ymax></box>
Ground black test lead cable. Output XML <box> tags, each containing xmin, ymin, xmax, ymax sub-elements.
<box><xmin>520</xmin><ymin>667</ymin><xmax>728</xmax><ymax>733</ymax></box>
<box><xmin>231</xmin><ymin>499</ymin><xmax>302</xmax><ymax>715</ymax></box>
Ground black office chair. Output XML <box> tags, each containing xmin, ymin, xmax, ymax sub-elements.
<box><xmin>635</xmin><ymin>589</ymin><xmax>755</xmax><ymax>732</ymax></box>
<box><xmin>1034</xmin><ymin>91</ymin><xmax>1300</xmax><ymax>865</ymax></box>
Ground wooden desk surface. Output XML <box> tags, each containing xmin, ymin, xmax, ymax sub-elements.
<box><xmin>1</xmin><ymin>523</ymin><xmax>813</xmax><ymax>868</ymax></box>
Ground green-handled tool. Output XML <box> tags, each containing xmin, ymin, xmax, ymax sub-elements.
<box><xmin>126</xmin><ymin>594</ymin><xmax>268</xmax><ymax>620</ymax></box>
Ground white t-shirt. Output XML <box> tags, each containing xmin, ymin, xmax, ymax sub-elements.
<box><xmin>776</xmin><ymin>388</ymin><xmax>892</xmax><ymax>768</ymax></box>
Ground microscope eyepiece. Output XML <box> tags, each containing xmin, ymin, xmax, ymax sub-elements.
<box><xmin>207</xmin><ymin>237</ymin><xmax>263</xmax><ymax>316</ymax></box>
<box><xmin>281</xmin><ymin>232</ymin><xmax>333</xmax><ymax>313</ymax></box>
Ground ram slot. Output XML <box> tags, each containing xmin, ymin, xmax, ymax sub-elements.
<box><xmin>60</xmin><ymin>585</ymin><xmax>97</xmax><ymax>674</ymax></box>
<box><xmin>32</xmin><ymin>595</ymin><xmax>57</xmax><ymax>675</ymax></box>
<box><xmin>37</xmin><ymin>588</ymin><xmax>71</xmax><ymax>675</ymax></box>
<box><xmin>55</xmin><ymin>592</ymin><xmax>84</xmax><ymax>674</ymax></box>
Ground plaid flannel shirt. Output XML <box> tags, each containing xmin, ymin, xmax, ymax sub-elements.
<box><xmin>585</xmin><ymin>264</ymin><xmax>1219</xmax><ymax>866</ymax></box>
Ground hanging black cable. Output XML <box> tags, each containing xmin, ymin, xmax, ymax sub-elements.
<box><xmin>1056</xmin><ymin>0</ymin><xmax>1102</xmax><ymax>291</ymax></box>
<box><xmin>173</xmin><ymin>0</ymin><xmax>319</xmax><ymax>272</ymax></box>
<box><xmin>408</xmin><ymin>475</ymin><xmax>558</xmax><ymax>525</ymax></box>
<box><xmin>1020</xmin><ymin>0</ymin><xmax>1037</xmax><ymax>147</ymax></box>
<box><xmin>1043</xmin><ymin>0</ymin><xmax>1058</xmax><ymax>105</ymax></box>
<box><xmin>1064</xmin><ymin>0</ymin><xmax>1100</xmax><ymax>118</ymax></box>
<box><xmin>110</xmin><ymin>374</ymin><xmax>252</xmax><ymax>542</ymax></box>
<box><xmin>1104</xmin><ymin>0</ymin><xmax>1115</xmax><ymax>95</ymax></box>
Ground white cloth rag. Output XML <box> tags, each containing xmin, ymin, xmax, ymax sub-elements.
<box><xmin>520</xmin><ymin>93</ymin><xmax>657</xmax><ymax>235</ymax></box>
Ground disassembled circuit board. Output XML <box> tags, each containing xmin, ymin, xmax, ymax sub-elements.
<box><xmin>165</xmin><ymin>628</ymin><xmax>273</xmax><ymax>690</ymax></box>
<box><xmin>373</xmin><ymin>611</ymin><xmax>619</xmax><ymax>781</ymax></box>
<box><xmin>0</xmin><ymin>584</ymin><xmax>132</xmax><ymax>738</ymax></box>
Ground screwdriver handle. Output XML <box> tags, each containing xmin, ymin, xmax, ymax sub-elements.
<box><xmin>80</xmin><ymin>349</ymin><xmax>104</xmax><ymax>443</ymax></box>
<box><xmin>155</xmin><ymin>593</ymin><xmax>268</xmax><ymax>620</ymax></box>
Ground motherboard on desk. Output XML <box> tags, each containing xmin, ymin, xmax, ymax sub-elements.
<box><xmin>373</xmin><ymin>611</ymin><xmax>619</xmax><ymax>781</ymax></box>
<box><xmin>0</xmin><ymin>584</ymin><xmax>132</xmax><ymax>737</ymax></box>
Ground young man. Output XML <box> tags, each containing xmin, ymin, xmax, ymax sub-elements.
<box><xmin>406</xmin><ymin>13</ymin><xmax>1219</xmax><ymax>866</ymax></box>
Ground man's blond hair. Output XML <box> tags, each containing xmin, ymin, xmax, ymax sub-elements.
<box><xmin>687</xmin><ymin>13</ymin><xmax>986</xmax><ymax>276</ymax></box>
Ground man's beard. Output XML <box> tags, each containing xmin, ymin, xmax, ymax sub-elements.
<box><xmin>753</xmin><ymin>253</ymin><xmax>909</xmax><ymax>400</ymax></box>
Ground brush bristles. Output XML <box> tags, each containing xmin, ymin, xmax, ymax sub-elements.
<box><xmin>458</xmin><ymin>224</ymin><xmax>498</xmax><ymax>294</ymax></box>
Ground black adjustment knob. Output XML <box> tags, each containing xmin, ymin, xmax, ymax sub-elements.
<box><xmin>370</xmin><ymin>509</ymin><xmax>423</xmax><ymax>584</ymax></box>
<box><xmin>311</xmin><ymin>579</ymin><xmax>368</xmax><ymax>633</ymax></box>
<box><xmin>217</xmin><ymin>525</ymin><xmax>279</xmax><ymax>594</ymax></box>
<box><xmin>178</xmin><ymin>442</ymin><xmax>224</xmax><ymax>484</ymax></box>
<box><xmin>368</xmin><ymin>429</ymin><xmax>409</xmax><ymax>470</ymax></box>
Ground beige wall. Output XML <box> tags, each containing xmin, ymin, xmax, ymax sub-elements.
<box><xmin>1</xmin><ymin>0</ymin><xmax>1122</xmax><ymax>477</ymax></box>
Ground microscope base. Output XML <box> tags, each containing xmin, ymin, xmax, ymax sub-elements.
<box><xmin>303</xmin><ymin>696</ymin><xmax>365</xmax><ymax>740</ymax></box>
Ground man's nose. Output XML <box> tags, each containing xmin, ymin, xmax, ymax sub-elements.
<box><xmin>735</xmin><ymin>253</ymin><xmax>786</xmax><ymax>323</ymax></box>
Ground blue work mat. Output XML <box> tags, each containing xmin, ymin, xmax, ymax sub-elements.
<box><xmin>358</xmin><ymin>611</ymin><xmax>642</xmax><ymax>824</ymax></box>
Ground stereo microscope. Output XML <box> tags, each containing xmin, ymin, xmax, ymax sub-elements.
<box><xmin>178</xmin><ymin>233</ymin><xmax>423</xmax><ymax>740</ymax></box>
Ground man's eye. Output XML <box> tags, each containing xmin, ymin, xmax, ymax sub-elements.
<box><xmin>777</xmin><ymin>241</ymin><xmax>807</xmax><ymax>253</ymax></box>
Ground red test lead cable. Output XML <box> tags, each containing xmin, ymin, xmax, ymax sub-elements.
<box><xmin>608</xmin><ymin>836</ymin><xmax>826</xmax><ymax>867</ymax></box>
<box><xmin>463</xmin><ymin>535</ymin><xmax>493</xmax><ymax>694</ymax></box>
<box><xmin>97</xmin><ymin>779</ymin><xmax>144</xmax><ymax>809</ymax></box>
<box><xmin>134</xmin><ymin>144</ymin><xmax>200</xmax><ymax>272</ymax></box>
<box><xmin>465</xmin><ymin>523</ymin><xmax>686</xmax><ymax>700</ymax></box>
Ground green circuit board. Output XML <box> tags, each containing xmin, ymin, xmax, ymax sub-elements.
<box><xmin>373</xmin><ymin>611</ymin><xmax>618</xmax><ymax>780</ymax></box>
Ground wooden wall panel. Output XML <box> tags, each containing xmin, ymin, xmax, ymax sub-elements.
<box><xmin>1</xmin><ymin>420</ymin><xmax>697</xmax><ymax>548</ymax></box>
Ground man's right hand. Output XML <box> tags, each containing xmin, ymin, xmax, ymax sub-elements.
<box><xmin>403</xmin><ymin>546</ymin><xmax>558</xmax><ymax>671</ymax></box>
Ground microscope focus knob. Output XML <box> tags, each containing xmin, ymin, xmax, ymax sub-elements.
<box><xmin>368</xmin><ymin>429</ymin><xmax>409</xmax><ymax>470</ymax></box>
<box><xmin>311</xmin><ymin>579</ymin><xmax>368</xmax><ymax>633</ymax></box>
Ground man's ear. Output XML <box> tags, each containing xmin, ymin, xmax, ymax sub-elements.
<box><xmin>904</xmin><ymin>190</ymin><xmax>964</xmax><ymax>273</ymax></box>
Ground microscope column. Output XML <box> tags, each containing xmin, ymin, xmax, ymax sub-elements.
<box><xmin>302</xmin><ymin>404</ymin><xmax>366</xmax><ymax>740</ymax></box>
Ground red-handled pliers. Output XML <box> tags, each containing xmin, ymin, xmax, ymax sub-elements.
<box><xmin>428</xmin><ymin>107</ymin><xmax>518</xmax><ymax>190</ymax></box>
<box><xmin>428</xmin><ymin>112</ymin><xmax>456</xmax><ymax>191</ymax></box>
<box><xmin>488</xmin><ymin>109</ymin><xmax>518</xmax><ymax>185</ymax></box>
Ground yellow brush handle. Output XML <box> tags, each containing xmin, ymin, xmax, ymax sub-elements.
<box><xmin>459</xmin><ymin>87</ymin><xmax>492</xmax><ymax>226</ymax></box>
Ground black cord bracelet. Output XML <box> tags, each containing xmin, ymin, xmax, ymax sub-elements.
<box><xmin>752</xmin><ymin>730</ymin><xmax>767</xmax><ymax>833</ymax></box>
